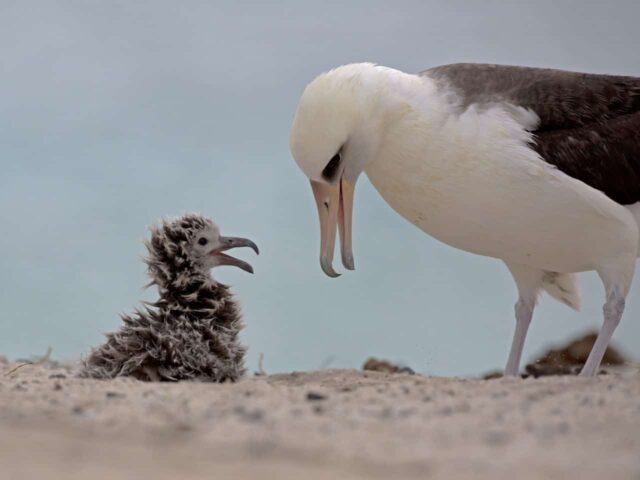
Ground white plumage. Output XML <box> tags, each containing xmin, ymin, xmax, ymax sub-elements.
<box><xmin>290</xmin><ymin>63</ymin><xmax>639</xmax><ymax>377</ymax></box>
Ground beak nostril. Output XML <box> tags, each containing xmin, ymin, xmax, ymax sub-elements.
<box><xmin>323</xmin><ymin>201</ymin><xmax>329</xmax><ymax>209</ymax></box>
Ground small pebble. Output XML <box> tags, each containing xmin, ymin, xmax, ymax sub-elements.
<box><xmin>437</xmin><ymin>406</ymin><xmax>453</xmax><ymax>416</ymax></box>
<box><xmin>398</xmin><ymin>367</ymin><xmax>415</xmax><ymax>374</ymax></box>
<box><xmin>232</xmin><ymin>405</ymin><xmax>264</xmax><ymax>422</ymax></box>
<box><xmin>484</xmin><ymin>430</ymin><xmax>510</xmax><ymax>446</ymax></box>
<box><xmin>398</xmin><ymin>408</ymin><xmax>416</xmax><ymax>418</ymax></box>
<box><xmin>379</xmin><ymin>407</ymin><xmax>393</xmax><ymax>419</ymax></box>
<box><xmin>306</xmin><ymin>391</ymin><xmax>327</xmax><ymax>401</ymax></box>
<box><xmin>105</xmin><ymin>391</ymin><xmax>125</xmax><ymax>399</ymax></box>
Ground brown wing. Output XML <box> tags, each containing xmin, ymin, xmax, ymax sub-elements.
<box><xmin>423</xmin><ymin>64</ymin><xmax>640</xmax><ymax>204</ymax></box>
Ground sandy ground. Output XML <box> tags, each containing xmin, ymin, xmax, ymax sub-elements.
<box><xmin>1</xmin><ymin>359</ymin><xmax>639</xmax><ymax>480</ymax></box>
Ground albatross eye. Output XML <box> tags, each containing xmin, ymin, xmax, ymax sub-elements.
<box><xmin>321</xmin><ymin>152</ymin><xmax>341</xmax><ymax>181</ymax></box>
<box><xmin>198</xmin><ymin>237</ymin><xmax>208</xmax><ymax>246</ymax></box>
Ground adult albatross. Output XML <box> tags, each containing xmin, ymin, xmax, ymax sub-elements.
<box><xmin>289</xmin><ymin>63</ymin><xmax>640</xmax><ymax>377</ymax></box>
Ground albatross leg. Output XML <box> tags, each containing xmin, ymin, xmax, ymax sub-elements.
<box><xmin>581</xmin><ymin>255</ymin><xmax>635</xmax><ymax>377</ymax></box>
<box><xmin>505</xmin><ymin>298</ymin><xmax>535</xmax><ymax>376</ymax></box>
<box><xmin>504</xmin><ymin>263</ymin><xmax>544</xmax><ymax>376</ymax></box>
<box><xmin>580</xmin><ymin>286</ymin><xmax>625</xmax><ymax>377</ymax></box>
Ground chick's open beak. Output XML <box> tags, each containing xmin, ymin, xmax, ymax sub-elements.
<box><xmin>210</xmin><ymin>236</ymin><xmax>259</xmax><ymax>274</ymax></box>
<box><xmin>311</xmin><ymin>177</ymin><xmax>355</xmax><ymax>278</ymax></box>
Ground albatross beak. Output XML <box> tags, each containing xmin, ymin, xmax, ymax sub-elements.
<box><xmin>311</xmin><ymin>177</ymin><xmax>355</xmax><ymax>278</ymax></box>
<box><xmin>210</xmin><ymin>236</ymin><xmax>259</xmax><ymax>274</ymax></box>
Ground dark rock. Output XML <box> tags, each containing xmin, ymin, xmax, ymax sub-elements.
<box><xmin>525</xmin><ymin>363</ymin><xmax>581</xmax><ymax>378</ymax></box>
<box><xmin>482</xmin><ymin>332</ymin><xmax>628</xmax><ymax>378</ymax></box>
<box><xmin>363</xmin><ymin>357</ymin><xmax>414</xmax><ymax>374</ymax></box>
<box><xmin>525</xmin><ymin>332</ymin><xmax>627</xmax><ymax>377</ymax></box>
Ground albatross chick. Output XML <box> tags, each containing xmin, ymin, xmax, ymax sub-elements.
<box><xmin>80</xmin><ymin>213</ymin><xmax>258</xmax><ymax>382</ymax></box>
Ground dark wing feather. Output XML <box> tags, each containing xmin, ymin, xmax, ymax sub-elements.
<box><xmin>423</xmin><ymin>64</ymin><xmax>640</xmax><ymax>204</ymax></box>
<box><xmin>535</xmin><ymin>112</ymin><xmax>640</xmax><ymax>205</ymax></box>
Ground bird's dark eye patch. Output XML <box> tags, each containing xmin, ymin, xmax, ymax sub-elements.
<box><xmin>321</xmin><ymin>152</ymin><xmax>341</xmax><ymax>181</ymax></box>
<box><xmin>198</xmin><ymin>237</ymin><xmax>208</xmax><ymax>246</ymax></box>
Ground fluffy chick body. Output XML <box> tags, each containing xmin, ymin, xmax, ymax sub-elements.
<box><xmin>80</xmin><ymin>214</ymin><xmax>256</xmax><ymax>382</ymax></box>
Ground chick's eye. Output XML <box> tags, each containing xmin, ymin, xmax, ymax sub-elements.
<box><xmin>198</xmin><ymin>237</ymin><xmax>208</xmax><ymax>246</ymax></box>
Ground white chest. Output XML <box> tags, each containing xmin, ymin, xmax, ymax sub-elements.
<box><xmin>363</xmin><ymin>107</ymin><xmax>634</xmax><ymax>272</ymax></box>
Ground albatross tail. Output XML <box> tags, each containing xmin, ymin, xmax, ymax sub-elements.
<box><xmin>542</xmin><ymin>272</ymin><xmax>581</xmax><ymax>310</ymax></box>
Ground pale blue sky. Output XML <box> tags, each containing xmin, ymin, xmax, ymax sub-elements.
<box><xmin>1</xmin><ymin>0</ymin><xmax>638</xmax><ymax>376</ymax></box>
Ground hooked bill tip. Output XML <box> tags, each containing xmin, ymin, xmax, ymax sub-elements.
<box><xmin>342</xmin><ymin>253</ymin><xmax>355</xmax><ymax>271</ymax></box>
<box><xmin>320</xmin><ymin>258</ymin><xmax>340</xmax><ymax>278</ymax></box>
<box><xmin>236</xmin><ymin>260</ymin><xmax>255</xmax><ymax>274</ymax></box>
<box><xmin>241</xmin><ymin>238</ymin><xmax>259</xmax><ymax>255</ymax></box>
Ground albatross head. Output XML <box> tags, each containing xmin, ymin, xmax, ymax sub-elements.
<box><xmin>289</xmin><ymin>63</ymin><xmax>387</xmax><ymax>277</ymax></box>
